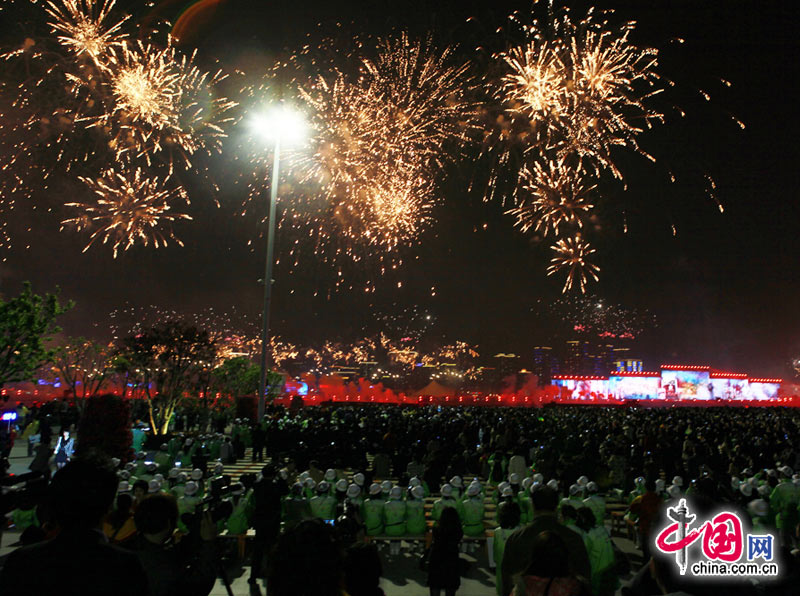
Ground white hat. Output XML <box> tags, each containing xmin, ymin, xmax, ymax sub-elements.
<box><xmin>125</xmin><ymin>462</ymin><xmax>136</xmax><ymax>472</ymax></box>
<box><xmin>111</xmin><ymin>457</ymin><xmax>121</xmax><ymax>468</ymax></box>
<box><xmin>577</xmin><ymin>475</ymin><xmax>589</xmax><ymax>486</ymax></box>
<box><xmin>635</xmin><ymin>476</ymin><xmax>645</xmax><ymax>487</ymax></box>
<box><xmin>191</xmin><ymin>469</ymin><xmax>203</xmax><ymax>481</ymax></box>
<box><xmin>353</xmin><ymin>473</ymin><xmax>365</xmax><ymax>486</ymax></box>
<box><xmin>160</xmin><ymin>443</ymin><xmax>168</xmax><ymax>451</ymax></box>
<box><xmin>279</xmin><ymin>469</ymin><xmax>289</xmax><ymax>481</ymax></box>
<box><xmin>441</xmin><ymin>483</ymin><xmax>453</xmax><ymax>497</ymax></box>
<box><xmin>213</xmin><ymin>462</ymin><xmax>224</xmax><ymax>475</ymax></box>
<box><xmin>748</xmin><ymin>499</ymin><xmax>769</xmax><ymax>518</ymax></box>
<box><xmin>546</xmin><ymin>479</ymin><xmax>559</xmax><ymax>491</ymax></box>
<box><xmin>586</xmin><ymin>481</ymin><xmax>598</xmax><ymax>493</ymax></box>
<box><xmin>522</xmin><ymin>477</ymin><xmax>533</xmax><ymax>491</ymax></box>
<box><xmin>336</xmin><ymin>479</ymin><xmax>348</xmax><ymax>492</ymax></box>
<box><xmin>569</xmin><ymin>484</ymin><xmax>581</xmax><ymax>496</ymax></box>
<box><xmin>730</xmin><ymin>476</ymin><xmax>740</xmax><ymax>491</ymax></box>
<box><xmin>118</xmin><ymin>470</ymin><xmax>131</xmax><ymax>481</ymax></box>
<box><xmin>497</xmin><ymin>481</ymin><xmax>510</xmax><ymax>493</ymax></box>
<box><xmin>369</xmin><ymin>483</ymin><xmax>382</xmax><ymax>496</ymax></box>
<box><xmin>509</xmin><ymin>473</ymin><xmax>520</xmax><ymax>485</ymax></box>
<box><xmin>169</xmin><ymin>468</ymin><xmax>180</xmax><ymax>479</ymax></box>
<box><xmin>757</xmin><ymin>484</ymin><xmax>770</xmax><ymax>497</ymax></box>
<box><xmin>146</xmin><ymin>463</ymin><xmax>157</xmax><ymax>473</ymax></box>
<box><xmin>742</xmin><ymin>467</ymin><xmax>753</xmax><ymax>476</ymax></box>
<box><xmin>299</xmin><ymin>471</ymin><xmax>310</xmax><ymax>482</ymax></box>
<box><xmin>529</xmin><ymin>482</ymin><xmax>542</xmax><ymax>494</ymax></box>
<box><xmin>317</xmin><ymin>481</ymin><xmax>330</xmax><ymax>493</ymax></box>
<box><xmin>153</xmin><ymin>474</ymin><xmax>165</xmax><ymax>484</ymax></box>
<box><xmin>177</xmin><ymin>472</ymin><xmax>188</xmax><ymax>483</ymax></box>
<box><xmin>450</xmin><ymin>476</ymin><xmax>463</xmax><ymax>488</ymax></box>
<box><xmin>655</xmin><ymin>479</ymin><xmax>665</xmax><ymax>493</ymax></box>
<box><xmin>766</xmin><ymin>469</ymin><xmax>777</xmax><ymax>478</ymax></box>
<box><xmin>292</xmin><ymin>482</ymin><xmax>305</xmax><ymax>495</ymax></box>
<box><xmin>739</xmin><ymin>483</ymin><xmax>753</xmax><ymax>497</ymax></box>
<box><xmin>117</xmin><ymin>481</ymin><xmax>130</xmax><ymax>493</ymax></box>
<box><xmin>184</xmin><ymin>481</ymin><xmax>199</xmax><ymax>496</ymax></box>
<box><xmin>409</xmin><ymin>477</ymin><xmax>421</xmax><ymax>487</ymax></box>
<box><xmin>501</xmin><ymin>486</ymin><xmax>514</xmax><ymax>498</ymax></box>
<box><xmin>347</xmin><ymin>484</ymin><xmax>361</xmax><ymax>499</ymax></box>
<box><xmin>411</xmin><ymin>485</ymin><xmax>425</xmax><ymax>499</ymax></box>
<box><xmin>780</xmin><ymin>466</ymin><xmax>793</xmax><ymax>477</ymax></box>
<box><xmin>304</xmin><ymin>477</ymin><xmax>316</xmax><ymax>490</ymax></box>
<box><xmin>390</xmin><ymin>486</ymin><xmax>403</xmax><ymax>500</ymax></box>
<box><xmin>672</xmin><ymin>476</ymin><xmax>683</xmax><ymax>487</ymax></box>
<box><xmin>467</xmin><ymin>483</ymin><xmax>480</xmax><ymax>497</ymax></box>
<box><xmin>667</xmin><ymin>485</ymin><xmax>681</xmax><ymax>499</ymax></box>
<box><xmin>148</xmin><ymin>479</ymin><xmax>161</xmax><ymax>494</ymax></box>
<box><xmin>381</xmin><ymin>480</ymin><xmax>393</xmax><ymax>492</ymax></box>
<box><xmin>533</xmin><ymin>473</ymin><xmax>544</xmax><ymax>484</ymax></box>
<box><xmin>325</xmin><ymin>469</ymin><xmax>337</xmax><ymax>481</ymax></box>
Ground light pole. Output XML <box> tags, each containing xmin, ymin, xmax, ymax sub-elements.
<box><xmin>251</xmin><ymin>106</ymin><xmax>307</xmax><ymax>420</ymax></box>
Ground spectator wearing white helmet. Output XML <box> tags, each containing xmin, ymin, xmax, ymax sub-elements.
<box><xmin>147</xmin><ymin>479</ymin><xmax>162</xmax><ymax>494</ymax></box>
<box><xmin>655</xmin><ymin>478</ymin><xmax>666</xmax><ymax>496</ymax></box>
<box><xmin>285</xmin><ymin>483</ymin><xmax>312</xmax><ymax>530</ymax></box>
<box><xmin>517</xmin><ymin>478</ymin><xmax>534</xmax><ymax>524</ymax></box>
<box><xmin>380</xmin><ymin>480</ymin><xmax>393</xmax><ymax>498</ymax></box>
<box><xmin>433</xmin><ymin>483</ymin><xmax>463</xmax><ymax>522</ymax></box>
<box><xmin>309</xmin><ymin>481</ymin><xmax>337</xmax><ymax>521</ymax></box>
<box><xmin>346</xmin><ymin>483</ymin><xmax>363</xmax><ymax>509</ymax></box>
<box><xmin>496</xmin><ymin>481</ymin><xmax>511</xmax><ymax>505</ymax></box>
<box><xmin>449</xmin><ymin>476</ymin><xmax>463</xmax><ymax>499</ymax></box>
<box><xmin>628</xmin><ymin>476</ymin><xmax>646</xmax><ymax>503</ymax></box>
<box><xmin>672</xmin><ymin>476</ymin><xmax>684</xmax><ymax>488</ymax></box>
<box><xmin>176</xmin><ymin>481</ymin><xmax>201</xmax><ymax>533</ymax></box>
<box><xmin>335</xmin><ymin>478</ymin><xmax>349</xmax><ymax>503</ymax></box>
<box><xmin>363</xmin><ymin>483</ymin><xmax>385</xmax><ymax>536</ymax></box>
<box><xmin>406</xmin><ymin>486</ymin><xmax>427</xmax><ymax>535</ymax></box>
<box><xmin>546</xmin><ymin>479</ymin><xmax>559</xmax><ymax>493</ymax></box>
<box><xmin>747</xmin><ymin>499</ymin><xmax>771</xmax><ymax>531</ymax></box>
<box><xmin>770</xmin><ymin>465</ymin><xmax>799</xmax><ymax>544</ymax></box>
<box><xmin>532</xmin><ymin>473</ymin><xmax>544</xmax><ymax>484</ymax></box>
<box><xmin>739</xmin><ymin>482</ymin><xmax>753</xmax><ymax>499</ymax></box>
<box><xmin>576</xmin><ymin>475</ymin><xmax>589</xmax><ymax>487</ymax></box>
<box><xmin>462</xmin><ymin>482</ymin><xmax>485</xmax><ymax>537</ymax></box>
<box><xmin>508</xmin><ymin>473</ymin><xmax>521</xmax><ymax>495</ymax></box>
<box><xmin>353</xmin><ymin>472</ymin><xmax>365</xmax><ymax>487</ymax></box>
<box><xmin>559</xmin><ymin>484</ymin><xmax>582</xmax><ymax>514</ymax></box>
<box><xmin>582</xmin><ymin>481</ymin><xmax>605</xmax><ymax>526</ymax></box>
<box><xmin>303</xmin><ymin>477</ymin><xmax>316</xmax><ymax>499</ymax></box>
<box><xmin>666</xmin><ymin>484</ymin><xmax>681</xmax><ymax>500</ymax></box>
<box><xmin>384</xmin><ymin>486</ymin><xmax>407</xmax><ymax>552</ymax></box>
<box><xmin>324</xmin><ymin>468</ymin><xmax>337</xmax><ymax>483</ymax></box>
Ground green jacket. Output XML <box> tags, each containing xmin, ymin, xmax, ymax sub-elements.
<box><xmin>462</xmin><ymin>497</ymin><xmax>485</xmax><ymax>537</ymax></box>
<box><xmin>517</xmin><ymin>493</ymin><xmax>533</xmax><ymax>524</ymax></box>
<box><xmin>406</xmin><ymin>499</ymin><xmax>427</xmax><ymax>535</ymax></box>
<box><xmin>583</xmin><ymin>495</ymin><xmax>605</xmax><ymax>526</ymax></box>
<box><xmin>583</xmin><ymin>526</ymin><xmax>619</xmax><ymax>595</ymax></box>
<box><xmin>310</xmin><ymin>495</ymin><xmax>337</xmax><ymax>520</ymax></box>
<box><xmin>770</xmin><ymin>482</ymin><xmax>800</xmax><ymax>529</ymax></box>
<box><xmin>362</xmin><ymin>498</ymin><xmax>385</xmax><ymax>535</ymax></box>
<box><xmin>493</xmin><ymin>526</ymin><xmax>520</xmax><ymax>596</ymax></box>
<box><xmin>383</xmin><ymin>500</ymin><xmax>407</xmax><ymax>536</ymax></box>
<box><xmin>432</xmin><ymin>497</ymin><xmax>463</xmax><ymax>522</ymax></box>
<box><xmin>226</xmin><ymin>496</ymin><xmax>252</xmax><ymax>535</ymax></box>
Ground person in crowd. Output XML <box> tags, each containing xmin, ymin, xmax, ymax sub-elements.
<box><xmin>131</xmin><ymin>493</ymin><xmax>217</xmax><ymax>596</ymax></box>
<box><xmin>494</xmin><ymin>499</ymin><xmax>522</xmax><ymax>596</ymax></box>
<box><xmin>501</xmin><ymin>487</ymin><xmax>591</xmax><ymax>596</ymax></box>
<box><xmin>510</xmin><ymin>531</ymin><xmax>585</xmax><ymax>596</ymax></box>
<box><xmin>53</xmin><ymin>429</ymin><xmax>75</xmax><ymax>470</ymax></box>
<box><xmin>252</xmin><ymin>423</ymin><xmax>266</xmax><ymax>463</ymax></box>
<box><xmin>628</xmin><ymin>477</ymin><xmax>662</xmax><ymax>562</ymax></box>
<box><xmin>103</xmin><ymin>492</ymin><xmax>137</xmax><ymax>544</ymax></box>
<box><xmin>0</xmin><ymin>457</ymin><xmax>149</xmax><ymax>596</ymax></box>
<box><xmin>249</xmin><ymin>464</ymin><xmax>288</xmax><ymax>589</ymax></box>
<box><xmin>363</xmin><ymin>482</ymin><xmax>386</xmax><ymax>536</ymax></box>
<box><xmin>406</xmin><ymin>485</ymin><xmax>427</xmax><ymax>536</ymax></box>
<box><xmin>311</xmin><ymin>480</ymin><xmax>338</xmax><ymax>520</ymax></box>
<box><xmin>267</xmin><ymin>519</ymin><xmax>345</xmax><ymax>596</ymax></box>
<box><xmin>427</xmin><ymin>505</ymin><xmax>464</xmax><ymax>596</ymax></box>
<box><xmin>462</xmin><ymin>481</ymin><xmax>486</xmax><ymax>537</ymax></box>
<box><xmin>575</xmin><ymin>507</ymin><xmax>618</xmax><ymax>596</ymax></box>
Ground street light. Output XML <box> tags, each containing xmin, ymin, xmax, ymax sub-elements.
<box><xmin>249</xmin><ymin>104</ymin><xmax>308</xmax><ymax>420</ymax></box>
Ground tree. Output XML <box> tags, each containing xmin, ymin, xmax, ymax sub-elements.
<box><xmin>51</xmin><ymin>337</ymin><xmax>112</xmax><ymax>411</ymax></box>
<box><xmin>115</xmin><ymin>320</ymin><xmax>216</xmax><ymax>436</ymax></box>
<box><xmin>211</xmin><ymin>356</ymin><xmax>260</xmax><ymax>398</ymax></box>
<box><xmin>0</xmin><ymin>282</ymin><xmax>72</xmax><ymax>390</ymax></box>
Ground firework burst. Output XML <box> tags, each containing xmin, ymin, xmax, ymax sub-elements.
<box><xmin>62</xmin><ymin>167</ymin><xmax>191</xmax><ymax>257</ymax></box>
<box><xmin>44</xmin><ymin>0</ymin><xmax>127</xmax><ymax>61</ymax></box>
<box><xmin>546</xmin><ymin>235</ymin><xmax>600</xmax><ymax>293</ymax></box>
<box><xmin>506</xmin><ymin>158</ymin><xmax>595</xmax><ymax>236</ymax></box>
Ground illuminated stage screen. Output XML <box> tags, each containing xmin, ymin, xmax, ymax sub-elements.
<box><xmin>750</xmin><ymin>382</ymin><xmax>780</xmax><ymax>400</ymax></box>
<box><xmin>710</xmin><ymin>378</ymin><xmax>749</xmax><ymax>400</ymax></box>
<box><xmin>660</xmin><ymin>370</ymin><xmax>712</xmax><ymax>400</ymax></box>
<box><xmin>554</xmin><ymin>379</ymin><xmax>607</xmax><ymax>399</ymax></box>
<box><xmin>608</xmin><ymin>375</ymin><xmax>660</xmax><ymax>399</ymax></box>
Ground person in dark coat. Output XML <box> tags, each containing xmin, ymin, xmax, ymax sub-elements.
<box><xmin>501</xmin><ymin>487</ymin><xmax>590</xmax><ymax>596</ymax></box>
<box><xmin>0</xmin><ymin>457</ymin><xmax>149</xmax><ymax>596</ymax></box>
<box><xmin>252</xmin><ymin>424</ymin><xmax>266</xmax><ymax>463</ymax></box>
<box><xmin>427</xmin><ymin>505</ymin><xmax>463</xmax><ymax>596</ymax></box>
<box><xmin>249</xmin><ymin>464</ymin><xmax>289</xmax><ymax>589</ymax></box>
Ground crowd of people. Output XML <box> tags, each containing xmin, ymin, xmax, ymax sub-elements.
<box><xmin>2</xmin><ymin>401</ymin><xmax>800</xmax><ymax>595</ymax></box>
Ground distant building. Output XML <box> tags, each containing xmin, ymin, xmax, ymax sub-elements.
<box><xmin>613</xmin><ymin>358</ymin><xmax>643</xmax><ymax>372</ymax></box>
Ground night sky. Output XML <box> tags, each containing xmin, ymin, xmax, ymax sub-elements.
<box><xmin>2</xmin><ymin>0</ymin><xmax>798</xmax><ymax>377</ymax></box>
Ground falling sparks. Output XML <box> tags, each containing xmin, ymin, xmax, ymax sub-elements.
<box><xmin>0</xmin><ymin>0</ymin><xmax>235</xmax><ymax>257</ymax></box>
<box><xmin>546</xmin><ymin>235</ymin><xmax>600</xmax><ymax>293</ymax></box>
<box><xmin>62</xmin><ymin>167</ymin><xmax>191</xmax><ymax>257</ymax></box>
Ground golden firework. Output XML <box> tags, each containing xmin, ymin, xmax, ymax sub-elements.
<box><xmin>547</xmin><ymin>235</ymin><xmax>600</xmax><ymax>293</ymax></box>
